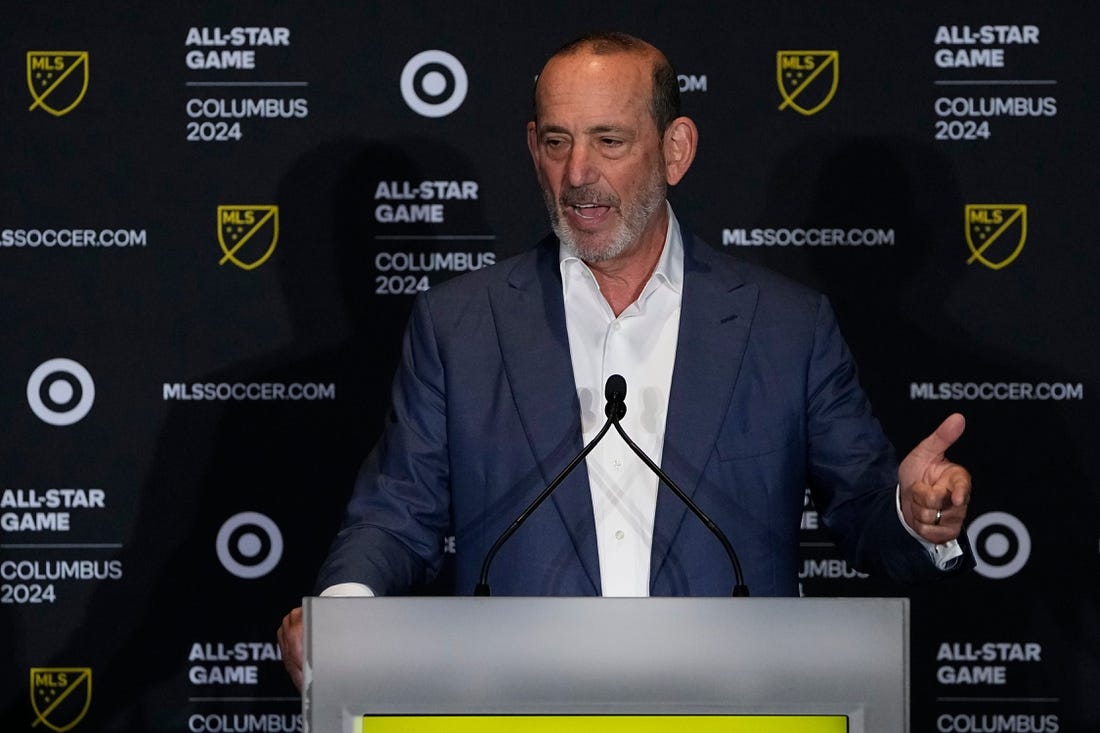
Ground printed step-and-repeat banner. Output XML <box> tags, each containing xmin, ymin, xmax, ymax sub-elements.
<box><xmin>4</xmin><ymin>2</ymin><xmax>1098</xmax><ymax>731</ymax></box>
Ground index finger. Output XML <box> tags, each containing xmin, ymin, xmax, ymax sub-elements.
<box><xmin>939</xmin><ymin>467</ymin><xmax>971</xmax><ymax>508</ymax></box>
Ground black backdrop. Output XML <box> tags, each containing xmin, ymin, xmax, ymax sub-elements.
<box><xmin>4</xmin><ymin>2</ymin><xmax>1098</xmax><ymax>731</ymax></box>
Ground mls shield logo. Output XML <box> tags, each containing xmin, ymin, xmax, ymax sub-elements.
<box><xmin>217</xmin><ymin>205</ymin><xmax>280</xmax><ymax>270</ymax></box>
<box><xmin>30</xmin><ymin>668</ymin><xmax>92</xmax><ymax>732</ymax></box>
<box><xmin>27</xmin><ymin>52</ymin><xmax>89</xmax><ymax>116</ymax></box>
<box><xmin>965</xmin><ymin>204</ymin><xmax>1027</xmax><ymax>270</ymax></box>
<box><xmin>777</xmin><ymin>51</ymin><xmax>839</xmax><ymax>115</ymax></box>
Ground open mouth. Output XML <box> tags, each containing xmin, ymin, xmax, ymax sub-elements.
<box><xmin>571</xmin><ymin>203</ymin><xmax>611</xmax><ymax>220</ymax></box>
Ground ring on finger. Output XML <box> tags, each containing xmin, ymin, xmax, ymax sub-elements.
<box><xmin>933</xmin><ymin>509</ymin><xmax>943</xmax><ymax>526</ymax></box>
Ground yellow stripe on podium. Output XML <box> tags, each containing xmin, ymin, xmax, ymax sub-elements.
<box><xmin>362</xmin><ymin>715</ymin><xmax>847</xmax><ymax>732</ymax></box>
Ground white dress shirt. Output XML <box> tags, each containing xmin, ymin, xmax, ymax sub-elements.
<box><xmin>560</xmin><ymin>204</ymin><xmax>684</xmax><ymax>596</ymax></box>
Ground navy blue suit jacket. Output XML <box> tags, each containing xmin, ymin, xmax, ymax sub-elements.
<box><xmin>317</xmin><ymin>227</ymin><xmax>957</xmax><ymax>596</ymax></box>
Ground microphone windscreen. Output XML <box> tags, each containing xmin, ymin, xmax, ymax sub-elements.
<box><xmin>604</xmin><ymin>374</ymin><xmax>627</xmax><ymax>403</ymax></box>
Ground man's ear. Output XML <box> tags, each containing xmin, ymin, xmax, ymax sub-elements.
<box><xmin>663</xmin><ymin>116</ymin><xmax>698</xmax><ymax>186</ymax></box>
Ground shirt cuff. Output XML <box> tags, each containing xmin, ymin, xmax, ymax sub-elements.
<box><xmin>319</xmin><ymin>582</ymin><xmax>375</xmax><ymax>597</ymax></box>
<box><xmin>895</xmin><ymin>485</ymin><xmax>963</xmax><ymax>570</ymax></box>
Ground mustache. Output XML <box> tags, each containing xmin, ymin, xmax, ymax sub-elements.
<box><xmin>559</xmin><ymin>186</ymin><xmax>620</xmax><ymax>209</ymax></box>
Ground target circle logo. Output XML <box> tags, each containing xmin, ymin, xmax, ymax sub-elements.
<box><xmin>400</xmin><ymin>50</ymin><xmax>468</xmax><ymax>118</ymax></box>
<box><xmin>967</xmin><ymin>511</ymin><xmax>1031</xmax><ymax>579</ymax></box>
<box><xmin>216</xmin><ymin>512</ymin><xmax>283</xmax><ymax>579</ymax></box>
<box><xmin>27</xmin><ymin>358</ymin><xmax>95</xmax><ymax>425</ymax></box>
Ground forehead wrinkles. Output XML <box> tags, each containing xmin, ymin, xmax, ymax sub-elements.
<box><xmin>537</xmin><ymin>121</ymin><xmax>637</xmax><ymax>140</ymax></box>
<box><xmin>534</xmin><ymin>97</ymin><xmax>649</xmax><ymax>143</ymax></box>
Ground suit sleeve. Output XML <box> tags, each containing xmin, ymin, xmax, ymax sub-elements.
<box><xmin>804</xmin><ymin>295</ymin><xmax>970</xmax><ymax>582</ymax></box>
<box><xmin>315</xmin><ymin>293</ymin><xmax>451</xmax><ymax>595</ymax></box>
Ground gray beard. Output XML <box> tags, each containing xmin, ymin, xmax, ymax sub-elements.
<box><xmin>542</xmin><ymin>175</ymin><xmax>666</xmax><ymax>264</ymax></box>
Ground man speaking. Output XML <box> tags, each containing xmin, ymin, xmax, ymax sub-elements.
<box><xmin>278</xmin><ymin>31</ymin><xmax>972</xmax><ymax>689</ymax></box>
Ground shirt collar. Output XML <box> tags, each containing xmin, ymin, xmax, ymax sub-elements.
<box><xmin>559</xmin><ymin>202</ymin><xmax>684</xmax><ymax>300</ymax></box>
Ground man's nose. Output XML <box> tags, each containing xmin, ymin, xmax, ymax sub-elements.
<box><xmin>565</xmin><ymin>144</ymin><xmax>599</xmax><ymax>188</ymax></box>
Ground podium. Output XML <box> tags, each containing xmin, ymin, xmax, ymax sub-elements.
<box><xmin>303</xmin><ymin>597</ymin><xmax>909</xmax><ymax>733</ymax></box>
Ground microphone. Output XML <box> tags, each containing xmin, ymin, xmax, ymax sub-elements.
<box><xmin>605</xmin><ymin>373</ymin><xmax>626</xmax><ymax>420</ymax></box>
<box><xmin>473</xmin><ymin>375</ymin><xmax>624</xmax><ymax>595</ymax></box>
<box><xmin>609</xmin><ymin>376</ymin><xmax>750</xmax><ymax>597</ymax></box>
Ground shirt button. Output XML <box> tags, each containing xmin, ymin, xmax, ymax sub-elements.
<box><xmin>611</xmin><ymin>322</ymin><xmax>622</xmax><ymax>331</ymax></box>
<box><xmin>612</xmin><ymin>457</ymin><xmax>623</xmax><ymax>469</ymax></box>
<box><xmin>615</xmin><ymin>530</ymin><xmax>625</xmax><ymax>540</ymax></box>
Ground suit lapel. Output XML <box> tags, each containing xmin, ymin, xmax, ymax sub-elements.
<box><xmin>487</xmin><ymin>238</ymin><xmax>601</xmax><ymax>593</ymax></box>
<box><xmin>484</xmin><ymin>230</ymin><xmax>760</xmax><ymax>595</ymax></box>
<box><xmin>650</xmin><ymin>230</ymin><xmax>759</xmax><ymax>590</ymax></box>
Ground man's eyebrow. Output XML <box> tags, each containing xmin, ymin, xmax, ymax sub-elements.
<box><xmin>537</xmin><ymin>124</ymin><xmax>571</xmax><ymax>136</ymax></box>
<box><xmin>587</xmin><ymin>124</ymin><xmax>632</xmax><ymax>136</ymax></box>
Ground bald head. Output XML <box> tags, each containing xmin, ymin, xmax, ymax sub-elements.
<box><xmin>533</xmin><ymin>32</ymin><xmax>681</xmax><ymax>135</ymax></box>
